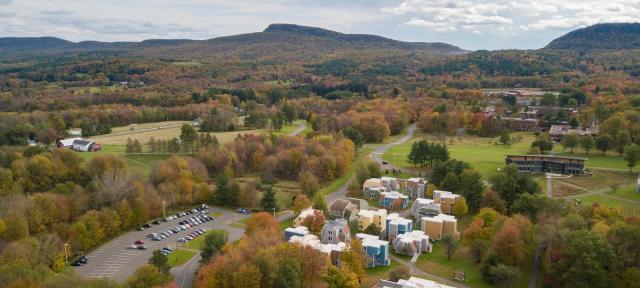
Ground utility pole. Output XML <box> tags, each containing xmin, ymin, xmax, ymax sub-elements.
<box><xmin>64</xmin><ymin>243</ymin><xmax>69</xmax><ymax>265</ymax></box>
<box><xmin>272</xmin><ymin>208</ymin><xmax>276</xmax><ymax>219</ymax></box>
<box><xmin>162</xmin><ymin>200</ymin><xmax>166</xmax><ymax>220</ymax></box>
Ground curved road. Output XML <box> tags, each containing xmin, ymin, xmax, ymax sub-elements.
<box><xmin>327</xmin><ymin>123</ymin><xmax>417</xmax><ymax>206</ymax></box>
<box><xmin>288</xmin><ymin>122</ymin><xmax>307</xmax><ymax>137</ymax></box>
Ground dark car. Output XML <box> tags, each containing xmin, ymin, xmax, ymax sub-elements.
<box><xmin>79</xmin><ymin>256</ymin><xmax>88</xmax><ymax>263</ymax></box>
<box><xmin>382</xmin><ymin>160</ymin><xmax>389</xmax><ymax>165</ymax></box>
<box><xmin>237</xmin><ymin>208</ymin><xmax>249</xmax><ymax>215</ymax></box>
<box><xmin>134</xmin><ymin>240</ymin><xmax>144</xmax><ymax>244</ymax></box>
<box><xmin>143</xmin><ymin>223</ymin><xmax>152</xmax><ymax>228</ymax></box>
<box><xmin>136</xmin><ymin>245</ymin><xmax>147</xmax><ymax>250</ymax></box>
<box><xmin>71</xmin><ymin>260</ymin><xmax>84</xmax><ymax>266</ymax></box>
<box><xmin>152</xmin><ymin>220</ymin><xmax>161</xmax><ymax>225</ymax></box>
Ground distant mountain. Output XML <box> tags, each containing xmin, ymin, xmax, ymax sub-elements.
<box><xmin>545</xmin><ymin>23</ymin><xmax>640</xmax><ymax>50</ymax></box>
<box><xmin>0</xmin><ymin>37</ymin><xmax>72</xmax><ymax>53</ymax></box>
<box><xmin>0</xmin><ymin>23</ymin><xmax>466</xmax><ymax>59</ymax></box>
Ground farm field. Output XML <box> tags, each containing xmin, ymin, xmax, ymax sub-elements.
<box><xmin>382</xmin><ymin>131</ymin><xmax>628</xmax><ymax>179</ymax></box>
<box><xmin>89</xmin><ymin>120</ymin><xmax>306</xmax><ymax>145</ymax></box>
<box><xmin>76</xmin><ymin>145</ymin><xmax>170</xmax><ymax>177</ymax></box>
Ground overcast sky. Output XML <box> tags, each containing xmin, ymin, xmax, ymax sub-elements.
<box><xmin>1</xmin><ymin>0</ymin><xmax>639</xmax><ymax>50</ymax></box>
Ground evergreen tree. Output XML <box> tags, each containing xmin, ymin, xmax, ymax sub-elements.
<box><xmin>312</xmin><ymin>193</ymin><xmax>329</xmax><ymax>216</ymax></box>
<box><xmin>260</xmin><ymin>186</ymin><xmax>279</xmax><ymax>212</ymax></box>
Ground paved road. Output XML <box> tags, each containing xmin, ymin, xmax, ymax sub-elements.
<box><xmin>372</xmin><ymin>123</ymin><xmax>417</xmax><ymax>174</ymax></box>
<box><xmin>170</xmin><ymin>210</ymin><xmax>295</xmax><ymax>288</ymax></box>
<box><xmin>327</xmin><ymin>123</ymin><xmax>417</xmax><ymax>206</ymax></box>
<box><xmin>75</xmin><ymin>207</ymin><xmax>248</xmax><ymax>284</ymax></box>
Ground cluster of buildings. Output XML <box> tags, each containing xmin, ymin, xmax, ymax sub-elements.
<box><xmin>284</xmin><ymin>177</ymin><xmax>463</xmax><ymax>270</ymax></box>
<box><xmin>57</xmin><ymin>138</ymin><xmax>102</xmax><ymax>152</ymax></box>
<box><xmin>548</xmin><ymin>124</ymin><xmax>598</xmax><ymax>143</ymax></box>
<box><xmin>363</xmin><ymin>177</ymin><xmax>427</xmax><ymax>209</ymax></box>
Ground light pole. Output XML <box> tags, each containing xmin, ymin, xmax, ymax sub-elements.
<box><xmin>271</xmin><ymin>208</ymin><xmax>276</xmax><ymax>219</ymax></box>
<box><xmin>64</xmin><ymin>243</ymin><xmax>69</xmax><ymax>265</ymax></box>
<box><xmin>162</xmin><ymin>200</ymin><xmax>166</xmax><ymax>220</ymax></box>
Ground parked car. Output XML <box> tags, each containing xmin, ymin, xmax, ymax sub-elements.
<box><xmin>134</xmin><ymin>240</ymin><xmax>144</xmax><ymax>244</ymax></box>
<box><xmin>178</xmin><ymin>238</ymin><xmax>186</xmax><ymax>243</ymax></box>
<box><xmin>237</xmin><ymin>208</ymin><xmax>249</xmax><ymax>215</ymax></box>
<box><xmin>143</xmin><ymin>223</ymin><xmax>152</xmax><ymax>228</ymax></box>
<box><xmin>71</xmin><ymin>260</ymin><xmax>84</xmax><ymax>266</ymax></box>
<box><xmin>137</xmin><ymin>226</ymin><xmax>145</xmax><ymax>231</ymax></box>
<box><xmin>185</xmin><ymin>236</ymin><xmax>193</xmax><ymax>241</ymax></box>
<box><xmin>127</xmin><ymin>245</ymin><xmax>138</xmax><ymax>249</ymax></box>
<box><xmin>136</xmin><ymin>245</ymin><xmax>147</xmax><ymax>250</ymax></box>
<box><xmin>147</xmin><ymin>233</ymin><xmax>157</xmax><ymax>238</ymax></box>
<box><xmin>152</xmin><ymin>237</ymin><xmax>162</xmax><ymax>241</ymax></box>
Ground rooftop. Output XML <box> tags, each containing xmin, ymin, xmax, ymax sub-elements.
<box><xmin>422</xmin><ymin>213</ymin><xmax>457</xmax><ymax>223</ymax></box>
<box><xmin>358</xmin><ymin>209</ymin><xmax>387</xmax><ymax>218</ymax></box>
<box><xmin>285</xmin><ymin>226</ymin><xmax>309</xmax><ymax>235</ymax></box>
<box><xmin>380</xmin><ymin>191</ymin><xmax>408</xmax><ymax>199</ymax></box>
<box><xmin>506</xmin><ymin>154</ymin><xmax>588</xmax><ymax>161</ymax></box>
<box><xmin>387</xmin><ymin>213</ymin><xmax>412</xmax><ymax>226</ymax></box>
<box><xmin>395</xmin><ymin>230</ymin><xmax>429</xmax><ymax>243</ymax></box>
<box><xmin>356</xmin><ymin>233</ymin><xmax>388</xmax><ymax>247</ymax></box>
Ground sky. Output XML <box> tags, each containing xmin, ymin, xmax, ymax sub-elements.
<box><xmin>1</xmin><ymin>0</ymin><xmax>639</xmax><ymax>50</ymax></box>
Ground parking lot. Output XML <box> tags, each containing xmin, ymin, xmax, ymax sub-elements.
<box><xmin>74</xmin><ymin>206</ymin><xmax>249</xmax><ymax>283</ymax></box>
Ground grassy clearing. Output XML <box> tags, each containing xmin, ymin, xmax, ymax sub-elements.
<box><xmin>610</xmin><ymin>185</ymin><xmax>640</xmax><ymax>202</ymax></box>
<box><xmin>76</xmin><ymin>145</ymin><xmax>170</xmax><ymax>177</ymax></box>
<box><xmin>270</xmin><ymin>120</ymin><xmax>308</xmax><ymax>136</ymax></box>
<box><xmin>559</xmin><ymin>170</ymin><xmax>636</xmax><ymax>192</ymax></box>
<box><xmin>185</xmin><ymin>230</ymin><xmax>228</xmax><ymax>250</ymax></box>
<box><xmin>171</xmin><ymin>61</ymin><xmax>202</xmax><ymax>67</ymax></box>
<box><xmin>167</xmin><ymin>249</ymin><xmax>197</xmax><ymax>267</ymax></box>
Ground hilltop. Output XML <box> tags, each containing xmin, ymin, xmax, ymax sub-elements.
<box><xmin>545</xmin><ymin>23</ymin><xmax>640</xmax><ymax>50</ymax></box>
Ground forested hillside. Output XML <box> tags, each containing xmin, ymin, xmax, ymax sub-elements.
<box><xmin>545</xmin><ymin>23</ymin><xmax>640</xmax><ymax>50</ymax></box>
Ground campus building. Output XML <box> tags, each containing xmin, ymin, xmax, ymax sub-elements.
<box><xmin>432</xmin><ymin>190</ymin><xmax>461</xmax><ymax>214</ymax></box>
<box><xmin>356</xmin><ymin>233</ymin><xmax>390</xmax><ymax>268</ymax></box>
<box><xmin>505</xmin><ymin>154</ymin><xmax>586</xmax><ymax>175</ymax></box>
<box><xmin>411</xmin><ymin>198</ymin><xmax>442</xmax><ymax>219</ymax></box>
<box><xmin>420</xmin><ymin>214</ymin><xmax>459</xmax><ymax>241</ymax></box>
<box><xmin>392</xmin><ymin>230</ymin><xmax>432</xmax><ymax>256</ymax></box>
<box><xmin>385</xmin><ymin>213</ymin><xmax>412</xmax><ymax>242</ymax></box>
<box><xmin>379</xmin><ymin>191</ymin><xmax>410</xmax><ymax>210</ymax></box>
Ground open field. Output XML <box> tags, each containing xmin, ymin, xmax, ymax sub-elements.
<box><xmin>573</xmin><ymin>194</ymin><xmax>640</xmax><ymax>215</ymax></box>
<box><xmin>90</xmin><ymin>120</ymin><xmax>307</xmax><ymax>146</ymax></box>
<box><xmin>76</xmin><ymin>145</ymin><xmax>170</xmax><ymax>177</ymax></box>
<box><xmin>383</xmin><ymin>131</ymin><xmax>629</xmax><ymax>179</ymax></box>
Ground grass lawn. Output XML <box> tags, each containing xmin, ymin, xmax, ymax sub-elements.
<box><xmin>185</xmin><ymin>230</ymin><xmax>228</xmax><ymax>250</ymax></box>
<box><xmin>319</xmin><ymin>147</ymin><xmax>373</xmax><ymax>195</ymax></box>
<box><xmin>573</xmin><ymin>194</ymin><xmax>640</xmax><ymax>215</ymax></box>
<box><xmin>415</xmin><ymin>242</ymin><xmax>533</xmax><ymax>288</ymax></box>
<box><xmin>559</xmin><ymin>170</ymin><xmax>636</xmax><ymax>192</ymax></box>
<box><xmin>362</xmin><ymin>259</ymin><xmax>400</xmax><ymax>288</ymax></box>
<box><xmin>383</xmin><ymin>131</ymin><xmax>629</xmax><ymax>179</ymax></box>
<box><xmin>610</xmin><ymin>185</ymin><xmax>640</xmax><ymax>202</ymax></box>
<box><xmin>167</xmin><ymin>249</ymin><xmax>198</xmax><ymax>267</ymax></box>
<box><xmin>278</xmin><ymin>218</ymin><xmax>294</xmax><ymax>231</ymax></box>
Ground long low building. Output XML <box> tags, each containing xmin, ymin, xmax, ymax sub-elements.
<box><xmin>505</xmin><ymin>154</ymin><xmax>586</xmax><ymax>175</ymax></box>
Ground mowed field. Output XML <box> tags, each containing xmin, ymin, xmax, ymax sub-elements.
<box><xmin>89</xmin><ymin>121</ymin><xmax>268</xmax><ymax>146</ymax></box>
<box><xmin>383</xmin><ymin>131</ymin><xmax>629</xmax><ymax>179</ymax></box>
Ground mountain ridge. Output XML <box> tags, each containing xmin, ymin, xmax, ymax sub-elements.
<box><xmin>545</xmin><ymin>23</ymin><xmax>640</xmax><ymax>50</ymax></box>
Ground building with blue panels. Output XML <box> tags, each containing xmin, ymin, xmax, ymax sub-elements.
<box><xmin>284</xmin><ymin>226</ymin><xmax>309</xmax><ymax>241</ymax></box>
<box><xmin>386</xmin><ymin>213</ymin><xmax>413</xmax><ymax>242</ymax></box>
<box><xmin>356</xmin><ymin>233</ymin><xmax>390</xmax><ymax>268</ymax></box>
<box><xmin>379</xmin><ymin>191</ymin><xmax>409</xmax><ymax>210</ymax></box>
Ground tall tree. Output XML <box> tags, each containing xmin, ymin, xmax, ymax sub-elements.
<box><xmin>561</xmin><ymin>133</ymin><xmax>579</xmax><ymax>153</ymax></box>
<box><xmin>459</xmin><ymin>170</ymin><xmax>484</xmax><ymax>210</ymax></box>
<box><xmin>260</xmin><ymin>186</ymin><xmax>279</xmax><ymax>212</ymax></box>
<box><xmin>596</xmin><ymin>133</ymin><xmax>613</xmax><ymax>155</ymax></box>
<box><xmin>442</xmin><ymin>235</ymin><xmax>458</xmax><ymax>260</ymax></box>
<box><xmin>126</xmin><ymin>265</ymin><xmax>173</xmax><ymax>288</ymax></box>
<box><xmin>624</xmin><ymin>144</ymin><xmax>640</xmax><ymax>172</ymax></box>
<box><xmin>580</xmin><ymin>135</ymin><xmax>595</xmax><ymax>155</ymax></box>
<box><xmin>312</xmin><ymin>193</ymin><xmax>329</xmax><ymax>216</ymax></box>
<box><xmin>149</xmin><ymin>250</ymin><xmax>170</xmax><ymax>273</ymax></box>
<box><xmin>201</xmin><ymin>230</ymin><xmax>228</xmax><ymax>263</ymax></box>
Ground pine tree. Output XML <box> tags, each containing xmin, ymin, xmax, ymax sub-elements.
<box><xmin>260</xmin><ymin>186</ymin><xmax>279</xmax><ymax>211</ymax></box>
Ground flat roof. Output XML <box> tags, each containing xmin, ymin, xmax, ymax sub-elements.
<box><xmin>506</xmin><ymin>154</ymin><xmax>587</xmax><ymax>161</ymax></box>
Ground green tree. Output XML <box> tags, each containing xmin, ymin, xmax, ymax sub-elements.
<box><xmin>180</xmin><ymin>124</ymin><xmax>198</xmax><ymax>153</ymax></box>
<box><xmin>550</xmin><ymin>230</ymin><xmax>617</xmax><ymax>288</ymax></box>
<box><xmin>149</xmin><ymin>250</ymin><xmax>170</xmax><ymax>274</ymax></box>
<box><xmin>312</xmin><ymin>193</ymin><xmax>329</xmax><ymax>216</ymax></box>
<box><xmin>499</xmin><ymin>131</ymin><xmax>511</xmax><ymax>145</ymax></box>
<box><xmin>561</xmin><ymin>133</ymin><xmax>579</xmax><ymax>153</ymax></box>
<box><xmin>487</xmin><ymin>264</ymin><xmax>521</xmax><ymax>287</ymax></box>
<box><xmin>623</xmin><ymin>144</ymin><xmax>640</xmax><ymax>172</ymax></box>
<box><xmin>459</xmin><ymin>170</ymin><xmax>484</xmax><ymax>210</ymax></box>
<box><xmin>126</xmin><ymin>265</ymin><xmax>173</xmax><ymax>288</ymax></box>
<box><xmin>260</xmin><ymin>186</ymin><xmax>279</xmax><ymax>212</ymax></box>
<box><xmin>615</xmin><ymin>130</ymin><xmax>631</xmax><ymax>155</ymax></box>
<box><xmin>2</xmin><ymin>211</ymin><xmax>29</xmax><ymax>241</ymax></box>
<box><xmin>275</xmin><ymin>257</ymin><xmax>302</xmax><ymax>288</ymax></box>
<box><xmin>580</xmin><ymin>135</ymin><xmax>595</xmax><ymax>155</ymax></box>
<box><xmin>201</xmin><ymin>230</ymin><xmax>228</xmax><ymax>263</ymax></box>
<box><xmin>341</xmin><ymin>127</ymin><xmax>365</xmax><ymax>148</ymax></box>
<box><xmin>531</xmin><ymin>133</ymin><xmax>553</xmax><ymax>153</ymax></box>
<box><xmin>596</xmin><ymin>133</ymin><xmax>613</xmax><ymax>155</ymax></box>
<box><xmin>442</xmin><ymin>235</ymin><xmax>458</xmax><ymax>260</ymax></box>
<box><xmin>490</xmin><ymin>165</ymin><xmax>540</xmax><ymax>208</ymax></box>
<box><xmin>439</xmin><ymin>172</ymin><xmax>461</xmax><ymax>193</ymax></box>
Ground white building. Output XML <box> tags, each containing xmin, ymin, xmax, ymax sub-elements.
<box><xmin>392</xmin><ymin>230</ymin><xmax>432</xmax><ymax>256</ymax></box>
<box><xmin>293</xmin><ymin>207</ymin><xmax>321</xmax><ymax>227</ymax></box>
<box><xmin>378</xmin><ymin>276</ymin><xmax>456</xmax><ymax>288</ymax></box>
